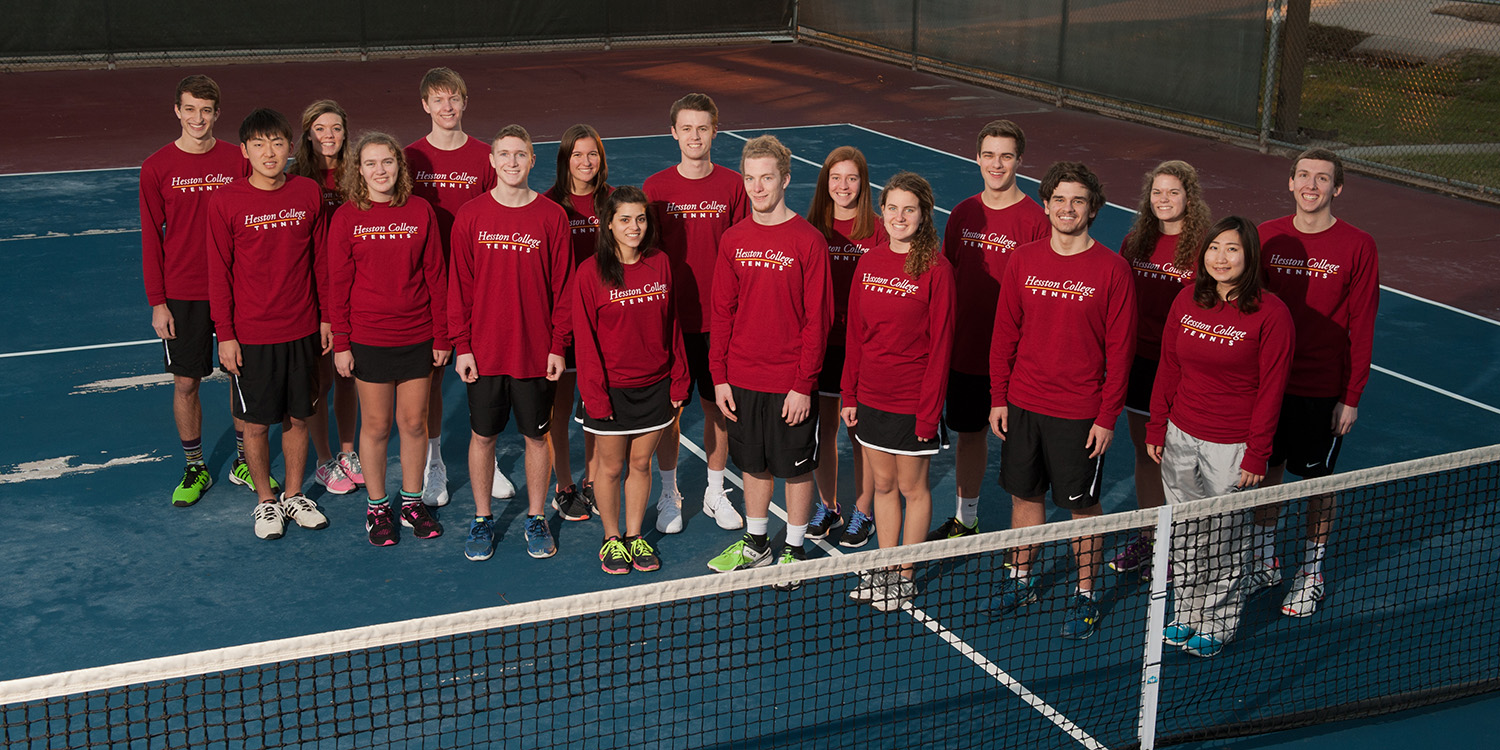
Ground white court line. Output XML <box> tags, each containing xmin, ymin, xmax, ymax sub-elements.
<box><xmin>676</xmin><ymin>432</ymin><xmax>1100</xmax><ymax>748</ymax></box>
<box><xmin>1373</xmin><ymin>365</ymin><xmax>1500</xmax><ymax>416</ymax></box>
<box><xmin>0</xmin><ymin>166</ymin><xmax>138</xmax><ymax>178</ymax></box>
<box><xmin>1380</xmin><ymin>285</ymin><xmax>1500</xmax><ymax>327</ymax></box>
<box><xmin>1</xmin><ymin>228</ymin><xmax>138</xmax><ymax>243</ymax></box>
<box><xmin>0</xmin><ymin>339</ymin><xmax>157</xmax><ymax>359</ymax></box>
<box><xmin>722</xmin><ymin>128</ymin><xmax>950</xmax><ymax>215</ymax></box>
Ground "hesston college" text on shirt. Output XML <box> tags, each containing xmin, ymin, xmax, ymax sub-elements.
<box><xmin>942</xmin><ymin>195</ymin><xmax>1049</xmax><ymax>376</ymax></box>
<box><xmin>206</xmin><ymin>175</ymin><xmax>323</xmax><ymax>345</ymax></box>
<box><xmin>571</xmin><ymin>251</ymin><xmax>691</xmax><ymax>420</ymax></box>
<box><xmin>140</xmin><ymin>139</ymin><xmax>248</xmax><ymax>305</ymax></box>
<box><xmin>326</xmin><ymin>197</ymin><xmax>448</xmax><ymax>352</ymax></box>
<box><xmin>644</xmin><ymin>165</ymin><xmax>749</xmax><ymax>334</ymax></box>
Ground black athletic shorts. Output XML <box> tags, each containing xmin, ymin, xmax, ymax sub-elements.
<box><xmin>998</xmin><ymin>403</ymin><xmax>1103</xmax><ymax>510</ymax></box>
<box><xmin>351</xmin><ymin>340</ymin><xmax>433</xmax><ymax>383</ymax></box>
<box><xmin>855</xmin><ymin>402</ymin><xmax>948</xmax><ymax>456</ymax></box>
<box><xmin>162</xmin><ymin>299</ymin><xmax>215</xmax><ymax>379</ymax></box>
<box><xmin>945</xmin><ymin>369</ymin><xmax>992</xmax><ymax>434</ymax></box>
<box><xmin>1268</xmin><ymin>394</ymin><xmax>1342</xmax><ymax>479</ymax></box>
<box><xmin>576</xmin><ymin>377</ymin><xmax>674</xmax><ymax>436</ymax></box>
<box><xmin>817</xmin><ymin>345</ymin><xmax>845</xmax><ymax>397</ymax></box>
<box><xmin>727</xmin><ymin>385</ymin><xmax>819</xmax><ymax>478</ymax></box>
<box><xmin>682</xmin><ymin>331</ymin><xmax>715</xmax><ymax>403</ymax></box>
<box><xmin>466</xmin><ymin>374</ymin><xmax>557</xmax><ymax>439</ymax></box>
<box><xmin>1124</xmin><ymin>355</ymin><xmax>1160</xmax><ymax>416</ymax></box>
<box><xmin>230</xmin><ymin>333</ymin><xmax>321</xmax><ymax>425</ymax></box>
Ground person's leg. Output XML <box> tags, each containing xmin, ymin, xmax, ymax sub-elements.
<box><xmin>356</xmin><ymin>379</ymin><xmax>395</xmax><ymax>500</ymax></box>
<box><xmin>549</xmin><ymin>371</ymin><xmax>576</xmax><ymax>489</ymax></box>
<box><xmin>242</xmin><ymin>422</ymin><xmax>278</xmax><ymax>503</ymax></box>
<box><xmin>702</xmin><ymin>397</ymin><xmax>729</xmax><ymax>481</ymax></box>
<box><xmin>469</xmin><ymin>432</ymin><xmax>497</xmax><ymax>517</ymax></box>
<box><xmin>896</xmin><ymin>454</ymin><xmax>933</xmax><ymax>578</ymax></box>
<box><xmin>333</xmin><ymin>372</ymin><xmax>358</xmax><ymax>456</ymax></box>
<box><xmin>308</xmin><ymin>355</ymin><xmax>336</xmax><ymax>465</ymax></box>
<box><xmin>393</xmin><ymin>376</ymin><xmax>431</xmax><ymax>496</ymax></box>
<box><xmin>952</xmin><ymin>430</ymin><xmax>985</xmax><ymax>527</ymax></box>
<box><xmin>742</xmin><ymin>471</ymin><xmax>774</xmax><ymax>535</ymax></box>
<box><xmin>1069</xmin><ymin>504</ymin><xmax>1104</xmax><ymax>595</ymax></box>
<box><xmin>625</xmin><ymin>430</ymin><xmax>665</xmax><ymax>538</ymax></box>
<box><xmin>1128</xmin><ymin>411</ymin><xmax>1164</xmax><ymax>511</ymax></box>
<box><xmin>593</xmin><ymin>434</ymin><xmax>628</xmax><ymax>539</ymax></box>
<box><xmin>868</xmin><ymin>448</ymin><xmax>900</xmax><ymax>549</ymax></box>
<box><xmin>523</xmin><ymin>434</ymin><xmax>551</xmax><ymax>517</ymax></box>
<box><xmin>282</xmin><ymin>415</ymin><xmax>310</xmax><ymax>495</ymax></box>
<box><xmin>1010</xmin><ymin>496</ymin><xmax>1046</xmax><ymax>571</ymax></box>
<box><xmin>815</xmin><ymin>395</ymin><xmax>841</xmax><ymax>509</ymax></box>
<box><xmin>173</xmin><ymin>375</ymin><xmax>204</xmax><ymax>450</ymax></box>
<box><xmin>850</xmin><ymin>421</ymin><xmax>873</xmax><ymax>517</ymax></box>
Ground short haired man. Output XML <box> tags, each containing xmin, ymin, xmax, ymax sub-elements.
<box><xmin>1244</xmin><ymin>148</ymin><xmax>1379</xmax><ymax>618</ymax></box>
<box><xmin>404</xmin><ymin>67</ymin><xmax>503</xmax><ymax>508</ymax></box>
<box><xmin>987</xmin><ymin>161</ymin><xmax>1136</xmax><ymax>640</ymax></box>
<box><xmin>644</xmin><ymin>93</ymin><xmax>751</xmax><ymax>534</ymax></box>
<box><xmin>140</xmin><ymin>75</ymin><xmax>258</xmax><ymax>508</ymax></box>
<box><xmin>706</xmin><ymin>135</ymin><xmax>832</xmax><ymax>580</ymax></box>
<box><xmin>207</xmin><ymin>108</ymin><xmax>331</xmax><ymax>540</ymax></box>
<box><xmin>449</xmin><ymin>125</ymin><xmax>572</xmax><ymax>563</ymax></box>
<box><xmin>933</xmin><ymin>119</ymin><xmax>1049</xmax><ymax>540</ymax></box>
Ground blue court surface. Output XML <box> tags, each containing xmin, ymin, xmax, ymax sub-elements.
<box><xmin>2</xmin><ymin>124</ymin><xmax>1498</xmax><ymax>748</ymax></box>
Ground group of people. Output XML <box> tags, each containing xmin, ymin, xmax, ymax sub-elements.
<box><xmin>142</xmin><ymin>67</ymin><xmax>1377</xmax><ymax>654</ymax></box>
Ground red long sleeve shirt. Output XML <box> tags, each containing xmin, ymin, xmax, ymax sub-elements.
<box><xmin>990</xmin><ymin>239</ymin><xmax>1137</xmax><ymax>428</ymax></box>
<box><xmin>710</xmin><ymin>215</ymin><xmax>833</xmax><ymax>396</ymax></box>
<box><xmin>1147</xmin><ymin>290</ymin><xmax>1295</xmax><ymax>475</ymax></box>
<box><xmin>571</xmin><ymin>252</ymin><xmax>691</xmax><ymax>419</ymax></box>
<box><xmin>1127</xmin><ymin>233</ymin><xmax>1195</xmax><ymax>361</ymax></box>
<box><xmin>1259</xmin><ymin>216</ymin><xmax>1380</xmax><ymax>406</ymax></box>
<box><xmin>206</xmin><ymin>176</ymin><xmax>323</xmax><ymax>345</ymax></box>
<box><xmin>404</xmin><ymin>136</ymin><xmax>496</xmax><ymax>253</ymax></box>
<box><xmin>841</xmin><ymin>244</ymin><xmax>956</xmax><ymax>439</ymax></box>
<box><xmin>942</xmin><ymin>195</ymin><xmax>1049</xmax><ymax>375</ymax></box>
<box><xmin>827</xmin><ymin>215</ymin><xmax>888</xmax><ymax>347</ymax></box>
<box><xmin>447</xmin><ymin>193</ymin><xmax>572</xmax><ymax>378</ymax></box>
<box><xmin>326</xmin><ymin>197</ymin><xmax>448</xmax><ymax>352</ymax></box>
<box><xmin>547</xmin><ymin>190</ymin><xmax>612</xmax><ymax>267</ymax></box>
<box><xmin>139</xmin><ymin>140</ymin><xmax>247</xmax><ymax>305</ymax></box>
<box><xmin>644</xmin><ymin>165</ymin><xmax>750</xmax><ymax>333</ymax></box>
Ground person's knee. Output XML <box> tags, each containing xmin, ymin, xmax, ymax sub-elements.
<box><xmin>173</xmin><ymin>375</ymin><xmax>201</xmax><ymax>398</ymax></box>
<box><xmin>242</xmin><ymin>422</ymin><xmax>270</xmax><ymax>439</ymax></box>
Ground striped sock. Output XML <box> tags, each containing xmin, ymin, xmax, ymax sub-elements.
<box><xmin>368</xmin><ymin>495</ymin><xmax>388</xmax><ymax>507</ymax></box>
<box><xmin>182</xmin><ymin>437</ymin><xmax>204</xmax><ymax>466</ymax></box>
<box><xmin>235</xmin><ymin>431</ymin><xmax>246</xmax><ymax>461</ymax></box>
<box><xmin>400</xmin><ymin>489</ymin><xmax>423</xmax><ymax>506</ymax></box>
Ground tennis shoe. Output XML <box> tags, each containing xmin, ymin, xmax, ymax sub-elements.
<box><xmin>366</xmin><ymin>503</ymin><xmax>398</xmax><ymax>547</ymax></box>
<box><xmin>172</xmin><ymin>464</ymin><xmax>213</xmax><ymax>507</ymax></box>
<box><xmin>229</xmin><ymin>458</ymin><xmax>281</xmax><ymax>494</ymax></box>
<box><xmin>1183</xmin><ymin>633</ymin><xmax>1225</xmax><ymax>658</ymax></box>
<box><xmin>399</xmin><ymin>501</ymin><xmax>443</xmax><ymax>539</ymax></box>
<box><xmin>1243</xmin><ymin>557</ymin><xmax>1282</xmax><ymax>598</ymax></box>
<box><xmin>707</xmin><ymin>536</ymin><xmax>771</xmax><ymax>573</ymax></box>
<box><xmin>656</xmin><ymin>486</ymin><xmax>684</xmax><ymax>534</ymax></box>
<box><xmin>704</xmin><ymin>487</ymin><xmax>743</xmax><ymax>530</ymax></box>
<box><xmin>581</xmin><ymin>482</ymin><xmax>597</xmax><ymax>513</ymax></box>
<box><xmin>337</xmin><ymin>451</ymin><xmax>365</xmax><ymax>486</ymax></box>
<box><xmin>873</xmin><ymin>573</ymin><xmax>917</xmax><ymax>612</ymax></box>
<box><xmin>838</xmin><ymin>509</ymin><xmax>874</xmax><ymax>548</ymax></box>
<box><xmin>1061</xmin><ymin>594</ymin><xmax>1100</xmax><ymax>640</ymax></box>
<box><xmin>1109</xmin><ymin>533</ymin><xmax>1153</xmax><ymax>573</ymax></box>
<box><xmin>599</xmin><ymin>538</ymin><xmax>632</xmax><ymax>575</ymax></box>
<box><xmin>314</xmin><ymin>458</ymin><xmax>356</xmax><ymax>494</ymax></box>
<box><xmin>552</xmin><ymin>484</ymin><xmax>592</xmax><ymax>521</ymax></box>
<box><xmin>464</xmin><ymin>518</ymin><xmax>496</xmax><ymax>561</ymax></box>
<box><xmin>280</xmin><ymin>493</ymin><xmax>329</xmax><ymax>530</ymax></box>
<box><xmin>849</xmin><ymin>570</ymin><xmax>888</xmax><ymax>603</ymax></box>
<box><xmin>628</xmin><ymin>536</ymin><xmax>661</xmax><ymax>572</ymax></box>
<box><xmin>423</xmin><ymin>459</ymin><xmax>449</xmax><ymax>507</ymax></box>
<box><xmin>252</xmin><ymin>501</ymin><xmax>286</xmax><ymax>540</ymax></box>
<box><xmin>806</xmin><ymin>504</ymin><xmax>842</xmax><ymax>540</ymax></box>
<box><xmin>772</xmin><ymin>545</ymin><xmax>807</xmax><ymax>591</ymax></box>
<box><xmin>491</xmin><ymin>466</ymin><xmax>516</xmax><ymax>499</ymax></box>
<box><xmin>524</xmin><ymin>515</ymin><xmax>556</xmax><ymax>559</ymax></box>
<box><xmin>925</xmin><ymin>516</ymin><xmax>977</xmax><ymax>541</ymax></box>
<box><xmin>990</xmin><ymin>575</ymin><xmax>1038</xmax><ymax>612</ymax></box>
<box><xmin>1281</xmin><ymin>572</ymin><xmax>1325</xmax><ymax>617</ymax></box>
<box><xmin>1163</xmin><ymin>621</ymin><xmax>1195</xmax><ymax>646</ymax></box>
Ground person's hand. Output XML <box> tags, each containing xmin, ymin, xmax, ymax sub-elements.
<box><xmin>320</xmin><ymin>322</ymin><xmax>334</xmax><ymax>355</ymax></box>
<box><xmin>545</xmin><ymin>353</ymin><xmax>566</xmax><ymax>381</ymax></box>
<box><xmin>989</xmin><ymin>406</ymin><xmax>1008</xmax><ymax>439</ymax></box>
<box><xmin>432</xmin><ymin>349</ymin><xmax>452</xmax><ymax>367</ymax></box>
<box><xmin>671</xmin><ymin>400</ymin><xmax>684</xmax><ymax>409</ymax></box>
<box><xmin>714</xmin><ymin>383</ymin><xmax>738</xmax><ymax>422</ymax></box>
<box><xmin>334</xmin><ymin>350</ymin><xmax>354</xmax><ymax>378</ymax></box>
<box><xmin>1332</xmin><ymin>402</ymin><xmax>1358</xmax><ymax>436</ymax></box>
<box><xmin>219</xmin><ymin>340</ymin><xmax>243</xmax><ymax>376</ymax></box>
<box><xmin>1236</xmin><ymin>469</ymin><xmax>1264</xmax><ymax>489</ymax></box>
<box><xmin>1085</xmin><ymin>425</ymin><xmax>1114</xmax><ymax>458</ymax></box>
<box><xmin>455</xmin><ymin>353</ymin><xmax>478</xmax><ymax>384</ymax></box>
<box><xmin>1146</xmin><ymin>443</ymin><xmax>1163</xmax><ymax>464</ymax></box>
<box><xmin>782</xmin><ymin>389</ymin><xmax>811</xmax><ymax>425</ymax></box>
<box><xmin>151</xmin><ymin>304</ymin><xmax>175</xmax><ymax>339</ymax></box>
<box><xmin>840</xmin><ymin>406</ymin><xmax>858</xmax><ymax>427</ymax></box>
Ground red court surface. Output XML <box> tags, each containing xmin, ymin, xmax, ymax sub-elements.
<box><xmin>4</xmin><ymin>41</ymin><xmax>1496</xmax><ymax>316</ymax></box>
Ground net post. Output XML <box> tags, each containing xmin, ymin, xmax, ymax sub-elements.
<box><xmin>1137</xmin><ymin>504</ymin><xmax>1173</xmax><ymax>750</ymax></box>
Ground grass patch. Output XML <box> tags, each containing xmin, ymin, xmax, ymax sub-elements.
<box><xmin>1375</xmin><ymin>152</ymin><xmax>1500</xmax><ymax>189</ymax></box>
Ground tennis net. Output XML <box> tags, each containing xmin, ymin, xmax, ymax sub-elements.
<box><xmin>3</xmin><ymin>444</ymin><xmax>1496</xmax><ymax>749</ymax></box>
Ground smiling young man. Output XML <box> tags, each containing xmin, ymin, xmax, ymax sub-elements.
<box><xmin>934</xmin><ymin>119</ymin><xmax>1049</xmax><ymax>540</ymax></box>
<box><xmin>207</xmin><ymin>108</ymin><xmax>330</xmax><ymax>540</ymax></box>
<box><xmin>1244</xmin><ymin>148</ymin><xmax>1379</xmax><ymax>618</ymax></box>
<box><xmin>644</xmin><ymin>94</ymin><xmax>751</xmax><ymax>534</ymax></box>
<box><xmin>448</xmin><ymin>125</ymin><xmax>572</xmax><ymax>563</ymax></box>
<box><xmin>140</xmin><ymin>75</ymin><xmax>254</xmax><ymax>508</ymax></box>
<box><xmin>404</xmin><ymin>67</ymin><xmax>503</xmax><ymax>508</ymax></box>
<box><xmin>705</xmin><ymin>135</ymin><xmax>832</xmax><ymax>578</ymax></box>
<box><xmin>987</xmin><ymin>161</ymin><xmax>1135</xmax><ymax>640</ymax></box>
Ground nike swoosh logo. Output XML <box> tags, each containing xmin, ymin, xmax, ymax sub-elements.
<box><xmin>539</xmin><ymin>423</ymin><xmax>549</xmax><ymax>431</ymax></box>
<box><xmin>795</xmin><ymin>458</ymin><xmax>810</xmax><ymax>466</ymax></box>
<box><xmin>1068</xmin><ymin>493</ymin><xmax>1085</xmax><ymax>502</ymax></box>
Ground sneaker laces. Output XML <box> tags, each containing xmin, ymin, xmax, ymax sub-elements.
<box><xmin>368</xmin><ymin>504</ymin><xmax>394</xmax><ymax>523</ymax></box>
<box><xmin>320</xmin><ymin>459</ymin><xmax>349</xmax><ymax>483</ymax></box>
<box><xmin>252</xmin><ymin>502</ymin><xmax>282</xmax><ymax>522</ymax></box>
<box><xmin>468</xmin><ymin>519</ymin><xmax>494</xmax><ymax>542</ymax></box>
<box><xmin>602</xmin><ymin>538</ymin><xmax>629</xmax><ymax>560</ymax></box>
<box><xmin>846</xmin><ymin>511</ymin><xmax>871</xmax><ymax>535</ymax></box>
<box><xmin>525</xmin><ymin>515</ymin><xmax>548</xmax><ymax>537</ymax></box>
<box><xmin>340</xmin><ymin>451</ymin><xmax>363</xmax><ymax>475</ymax></box>
<box><xmin>282</xmin><ymin>495</ymin><xmax>319</xmax><ymax>515</ymax></box>
<box><xmin>180</xmin><ymin>464</ymin><xmax>208</xmax><ymax>488</ymax></box>
<box><xmin>810</xmin><ymin>504</ymin><xmax>834</xmax><ymax>526</ymax></box>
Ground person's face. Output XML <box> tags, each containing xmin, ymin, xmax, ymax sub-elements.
<box><xmin>422</xmin><ymin>88</ymin><xmax>466</xmax><ymax>130</ymax></box>
<box><xmin>1150</xmin><ymin>173</ymin><xmax>1186</xmax><ymax>225</ymax></box>
<box><xmin>1204</xmin><ymin>229</ymin><xmax>1247</xmax><ymax>289</ymax></box>
<box><xmin>1044</xmin><ymin>180</ymin><xmax>1095</xmax><ymax>237</ymax></box>
<box><xmin>609</xmin><ymin>201</ymin><xmax>649</xmax><ymax>252</ymax></box>
<box><xmin>742</xmin><ymin>156</ymin><xmax>789</xmax><ymax>214</ymax></box>
<box><xmin>360</xmin><ymin>143</ymin><xmax>399</xmax><ymax>200</ymax></box>
<box><xmin>490</xmin><ymin>136</ymin><xmax>535</xmax><ymax>189</ymax></box>
<box><xmin>1289</xmin><ymin>158</ymin><xmax>1341</xmax><ymax>214</ymax></box>
<box><xmin>882</xmin><ymin>188</ymin><xmax>923</xmax><ymax>245</ymax></box>
<box><xmin>827</xmin><ymin>160</ymin><xmax>862</xmax><ymax>211</ymax></box>
<box><xmin>310</xmin><ymin>112</ymin><xmax>345</xmax><ymax>160</ymax></box>
<box><xmin>241</xmin><ymin>131</ymin><xmax>291</xmax><ymax>182</ymax></box>
<box><xmin>977</xmin><ymin>135</ymin><xmax>1020</xmax><ymax>193</ymax></box>
<box><xmin>568</xmin><ymin>137</ymin><xmax>601</xmax><ymax>193</ymax></box>
<box><xmin>670</xmin><ymin>109</ymin><xmax>715</xmax><ymax>161</ymax></box>
<box><xmin>175</xmin><ymin>93</ymin><xmax>219</xmax><ymax>141</ymax></box>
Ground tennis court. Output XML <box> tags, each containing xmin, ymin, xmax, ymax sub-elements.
<box><xmin>3</xmin><ymin>120</ymin><xmax>1499</xmax><ymax>748</ymax></box>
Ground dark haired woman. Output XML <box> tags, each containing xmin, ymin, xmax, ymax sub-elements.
<box><xmin>1146</xmin><ymin>216</ymin><xmax>1294</xmax><ymax>657</ymax></box>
